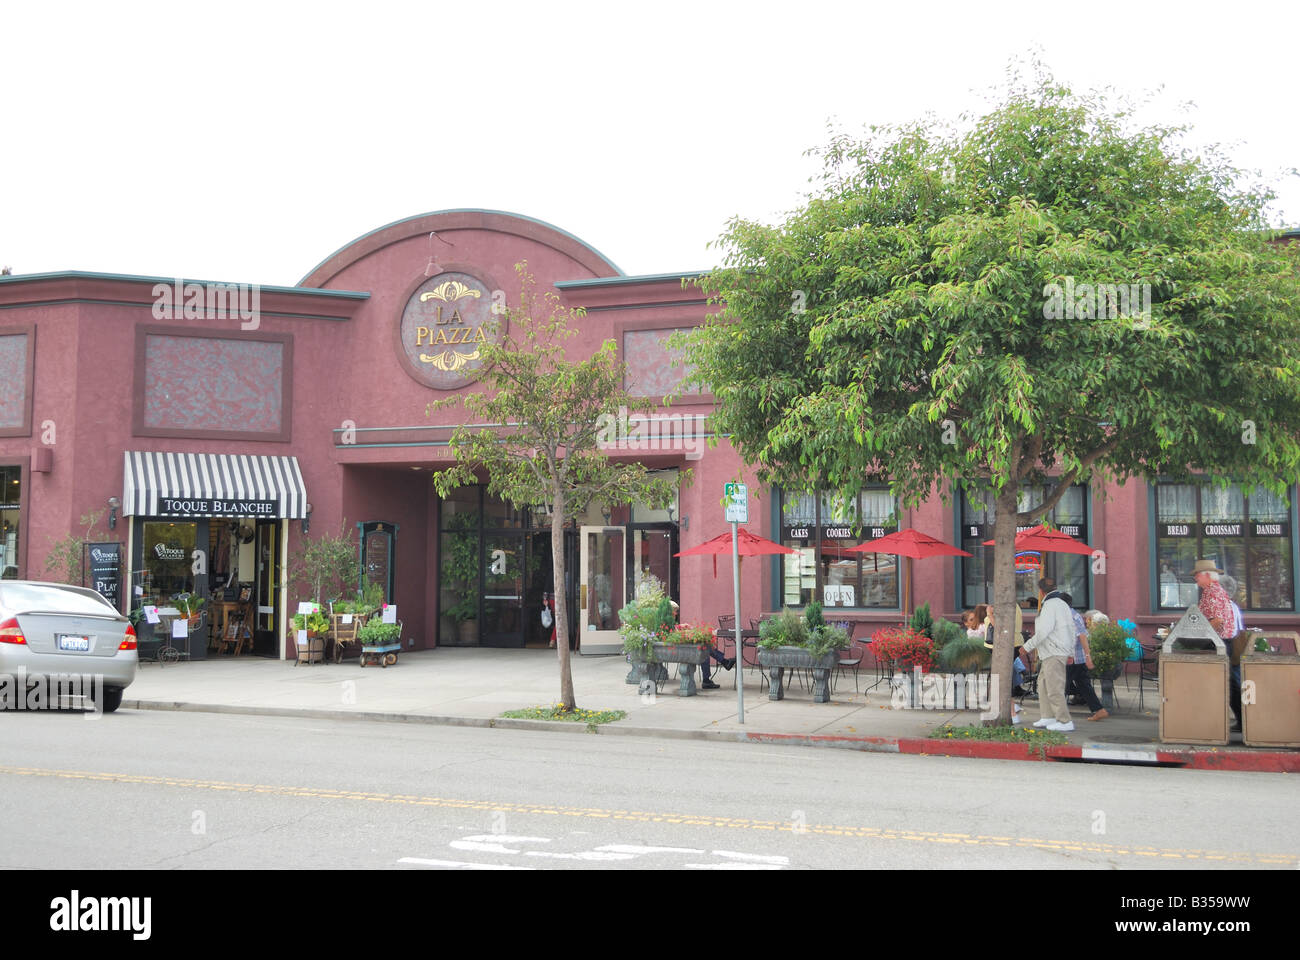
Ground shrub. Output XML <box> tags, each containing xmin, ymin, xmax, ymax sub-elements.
<box><xmin>936</xmin><ymin>626</ymin><xmax>988</xmax><ymax>672</ymax></box>
<box><xmin>1088</xmin><ymin>622</ymin><xmax>1129</xmax><ymax>677</ymax></box>
<box><xmin>909</xmin><ymin>602</ymin><xmax>934</xmax><ymax>640</ymax></box>
<box><xmin>758</xmin><ymin>608</ymin><xmax>810</xmax><ymax>649</ymax></box>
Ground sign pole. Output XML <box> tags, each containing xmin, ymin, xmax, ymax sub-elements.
<box><xmin>724</xmin><ymin>481</ymin><xmax>749</xmax><ymax>725</ymax></box>
<box><xmin>733</xmin><ymin>518</ymin><xmax>744</xmax><ymax>724</ymax></box>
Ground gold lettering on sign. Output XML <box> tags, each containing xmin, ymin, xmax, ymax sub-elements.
<box><xmin>414</xmin><ymin>277</ymin><xmax>487</xmax><ymax>373</ymax></box>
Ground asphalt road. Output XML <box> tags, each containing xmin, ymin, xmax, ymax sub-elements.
<box><xmin>1</xmin><ymin>708</ymin><xmax>1296</xmax><ymax>871</ymax></box>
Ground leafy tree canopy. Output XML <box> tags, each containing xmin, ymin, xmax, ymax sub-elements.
<box><xmin>683</xmin><ymin>66</ymin><xmax>1300</xmax><ymax>513</ymax></box>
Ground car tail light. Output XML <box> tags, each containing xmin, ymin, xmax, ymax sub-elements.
<box><xmin>119</xmin><ymin>624</ymin><xmax>137</xmax><ymax>651</ymax></box>
<box><xmin>0</xmin><ymin>617</ymin><xmax>26</xmax><ymax>645</ymax></box>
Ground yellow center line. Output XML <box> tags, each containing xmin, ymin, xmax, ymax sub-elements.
<box><xmin>2</xmin><ymin>763</ymin><xmax>1294</xmax><ymax>866</ymax></box>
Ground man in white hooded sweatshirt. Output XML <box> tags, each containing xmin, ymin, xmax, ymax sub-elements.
<box><xmin>1023</xmin><ymin>576</ymin><xmax>1076</xmax><ymax>732</ymax></box>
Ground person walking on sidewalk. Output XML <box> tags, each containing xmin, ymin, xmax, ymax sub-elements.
<box><xmin>1061</xmin><ymin>593</ymin><xmax>1107</xmax><ymax>721</ymax></box>
<box><xmin>1023</xmin><ymin>577</ymin><xmax>1076</xmax><ymax>731</ymax></box>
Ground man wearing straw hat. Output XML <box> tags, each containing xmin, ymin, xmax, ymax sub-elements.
<box><xmin>1194</xmin><ymin>559</ymin><xmax>1241</xmax><ymax>731</ymax></box>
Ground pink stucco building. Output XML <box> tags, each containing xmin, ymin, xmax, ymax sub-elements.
<box><xmin>0</xmin><ymin>212</ymin><xmax>1296</xmax><ymax>660</ymax></box>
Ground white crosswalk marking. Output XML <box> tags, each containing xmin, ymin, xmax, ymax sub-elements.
<box><xmin>710</xmin><ymin>850</ymin><xmax>789</xmax><ymax>865</ymax></box>
<box><xmin>402</xmin><ymin>835</ymin><xmax>789</xmax><ymax>869</ymax></box>
<box><xmin>398</xmin><ymin>857</ymin><xmax>534</xmax><ymax>870</ymax></box>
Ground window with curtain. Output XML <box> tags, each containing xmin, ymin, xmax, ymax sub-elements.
<box><xmin>779</xmin><ymin>488</ymin><xmax>899</xmax><ymax>609</ymax></box>
<box><xmin>1154</xmin><ymin>482</ymin><xmax>1294</xmax><ymax>611</ymax></box>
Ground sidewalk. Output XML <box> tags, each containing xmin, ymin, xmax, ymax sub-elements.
<box><xmin>123</xmin><ymin>648</ymin><xmax>1300</xmax><ymax>772</ymax></box>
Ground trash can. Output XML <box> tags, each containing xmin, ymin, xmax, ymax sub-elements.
<box><xmin>1158</xmin><ymin>607</ymin><xmax>1230</xmax><ymax>745</ymax></box>
<box><xmin>1241</xmin><ymin>652</ymin><xmax>1300</xmax><ymax>747</ymax></box>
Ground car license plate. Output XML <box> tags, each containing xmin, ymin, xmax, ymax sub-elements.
<box><xmin>57</xmin><ymin>634</ymin><xmax>90</xmax><ymax>651</ymax></box>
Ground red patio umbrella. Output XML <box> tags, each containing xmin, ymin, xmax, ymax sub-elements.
<box><xmin>981</xmin><ymin>523</ymin><xmax>1097</xmax><ymax>556</ymax></box>
<box><xmin>845</xmin><ymin>528</ymin><xmax>972</xmax><ymax>614</ymax></box>
<box><xmin>675</xmin><ymin>527</ymin><xmax>796</xmax><ymax>577</ymax></box>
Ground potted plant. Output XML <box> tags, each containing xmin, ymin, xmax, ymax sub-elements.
<box><xmin>756</xmin><ymin>607</ymin><xmax>844</xmax><ymax>702</ymax></box>
<box><xmin>358</xmin><ymin>620</ymin><xmax>401</xmax><ymax>647</ymax></box>
<box><xmin>617</xmin><ymin>576</ymin><xmax>677</xmax><ymax>691</ymax></box>
<box><xmin>173</xmin><ymin>592</ymin><xmax>205</xmax><ymax>625</ymax></box>
<box><xmin>869</xmin><ymin>625</ymin><xmax>935</xmax><ymax>706</ymax></box>
<box><xmin>1087</xmin><ymin>620</ymin><xmax>1129</xmax><ymax>709</ymax></box>
<box><xmin>931</xmin><ymin>618</ymin><xmax>985</xmax><ymax>710</ymax></box>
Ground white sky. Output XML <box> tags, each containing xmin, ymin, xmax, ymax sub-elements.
<box><xmin>2</xmin><ymin>1</ymin><xmax>1297</xmax><ymax>287</ymax></box>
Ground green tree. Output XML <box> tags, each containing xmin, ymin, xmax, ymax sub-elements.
<box><xmin>681</xmin><ymin>66</ymin><xmax>1300</xmax><ymax>723</ymax></box>
<box><xmin>288</xmin><ymin>524</ymin><xmax>360</xmax><ymax>604</ymax></box>
<box><xmin>44</xmin><ymin>509</ymin><xmax>106</xmax><ymax>586</ymax></box>
<box><xmin>431</xmin><ymin>263</ymin><xmax>679</xmax><ymax>711</ymax></box>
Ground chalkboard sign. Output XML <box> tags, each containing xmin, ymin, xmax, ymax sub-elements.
<box><xmin>85</xmin><ymin>541</ymin><xmax>124</xmax><ymax>612</ymax></box>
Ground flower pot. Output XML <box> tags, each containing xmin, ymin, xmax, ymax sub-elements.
<box><xmin>757</xmin><ymin>647</ymin><xmax>837</xmax><ymax>702</ymax></box>
<box><xmin>1094</xmin><ymin>664</ymin><xmax>1123</xmax><ymax>710</ymax></box>
<box><xmin>458</xmin><ymin>618</ymin><xmax>478</xmax><ymax>646</ymax></box>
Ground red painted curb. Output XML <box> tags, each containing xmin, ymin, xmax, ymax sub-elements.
<box><xmin>739</xmin><ymin>730</ymin><xmax>1298</xmax><ymax>771</ymax></box>
<box><xmin>1182</xmin><ymin>751</ymin><xmax>1300</xmax><ymax>773</ymax></box>
<box><xmin>897</xmin><ymin>736</ymin><xmax>1083</xmax><ymax>762</ymax></box>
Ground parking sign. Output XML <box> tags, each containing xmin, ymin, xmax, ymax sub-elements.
<box><xmin>724</xmin><ymin>482</ymin><xmax>748</xmax><ymax>523</ymax></box>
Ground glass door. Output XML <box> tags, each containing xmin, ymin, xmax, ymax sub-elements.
<box><xmin>579</xmin><ymin>525</ymin><xmax>625</xmax><ymax>655</ymax></box>
<box><xmin>482</xmin><ymin>533</ymin><xmax>525</xmax><ymax>647</ymax></box>
<box><xmin>630</xmin><ymin>526</ymin><xmax>676</xmax><ymax>599</ymax></box>
<box><xmin>254</xmin><ymin>520</ymin><xmax>280</xmax><ymax>656</ymax></box>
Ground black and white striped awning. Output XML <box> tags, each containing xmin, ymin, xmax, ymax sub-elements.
<box><xmin>123</xmin><ymin>452</ymin><xmax>308</xmax><ymax>519</ymax></box>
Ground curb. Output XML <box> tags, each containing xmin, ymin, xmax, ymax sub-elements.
<box><xmin>123</xmin><ymin>699</ymin><xmax>1300</xmax><ymax>772</ymax></box>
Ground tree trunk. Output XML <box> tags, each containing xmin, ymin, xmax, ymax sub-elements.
<box><xmin>551</xmin><ymin>489</ymin><xmax>576</xmax><ymax>711</ymax></box>
<box><xmin>990</xmin><ymin>484</ymin><xmax>1020</xmax><ymax>726</ymax></box>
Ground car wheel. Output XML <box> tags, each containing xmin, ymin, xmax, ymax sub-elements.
<box><xmin>96</xmin><ymin>687</ymin><xmax>124</xmax><ymax>714</ymax></box>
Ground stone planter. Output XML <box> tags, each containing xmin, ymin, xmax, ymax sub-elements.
<box><xmin>1094</xmin><ymin>665</ymin><xmax>1123</xmax><ymax>710</ymax></box>
<box><xmin>627</xmin><ymin>643</ymin><xmax>711</xmax><ymax>696</ymax></box>
<box><xmin>757</xmin><ymin>646</ymin><xmax>837</xmax><ymax>703</ymax></box>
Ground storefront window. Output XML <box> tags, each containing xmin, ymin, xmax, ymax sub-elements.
<box><xmin>0</xmin><ymin>465</ymin><xmax>19</xmax><ymax>578</ymax></box>
<box><xmin>1154</xmin><ymin>482</ymin><xmax>1294</xmax><ymax>611</ymax></box>
<box><xmin>961</xmin><ymin>483</ymin><xmax>1090</xmax><ymax>609</ymax></box>
<box><xmin>140</xmin><ymin>521</ymin><xmax>196</xmax><ymax>605</ymax></box>
<box><xmin>779</xmin><ymin>488</ymin><xmax>899</xmax><ymax>609</ymax></box>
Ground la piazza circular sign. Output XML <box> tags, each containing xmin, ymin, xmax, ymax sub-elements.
<box><xmin>398</xmin><ymin>270</ymin><xmax>502</xmax><ymax>390</ymax></box>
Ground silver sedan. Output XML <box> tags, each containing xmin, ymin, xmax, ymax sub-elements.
<box><xmin>0</xmin><ymin>581</ymin><xmax>137</xmax><ymax>713</ymax></box>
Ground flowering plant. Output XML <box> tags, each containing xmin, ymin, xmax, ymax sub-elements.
<box><xmin>868</xmin><ymin>626</ymin><xmax>934</xmax><ymax>674</ymax></box>
<box><xmin>663</xmin><ymin>623</ymin><xmax>714</xmax><ymax>646</ymax></box>
<box><xmin>618</xmin><ymin>576</ymin><xmax>677</xmax><ymax>658</ymax></box>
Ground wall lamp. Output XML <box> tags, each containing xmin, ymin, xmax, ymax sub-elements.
<box><xmin>107</xmin><ymin>496</ymin><xmax>120</xmax><ymax>530</ymax></box>
<box><xmin>303</xmin><ymin>503</ymin><xmax>313</xmax><ymax>535</ymax></box>
<box><xmin>424</xmin><ymin>231</ymin><xmax>454</xmax><ymax>277</ymax></box>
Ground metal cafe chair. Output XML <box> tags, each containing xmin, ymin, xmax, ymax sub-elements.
<box><xmin>1136</xmin><ymin>641</ymin><xmax>1161</xmax><ymax>712</ymax></box>
<box><xmin>832</xmin><ymin>624</ymin><xmax>863</xmax><ymax>694</ymax></box>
